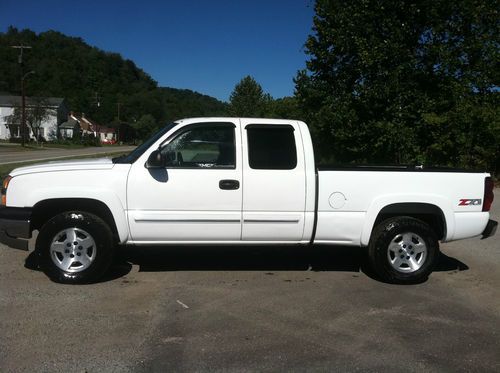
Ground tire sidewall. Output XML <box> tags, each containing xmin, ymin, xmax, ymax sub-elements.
<box><xmin>369</xmin><ymin>217</ymin><xmax>439</xmax><ymax>283</ymax></box>
<box><xmin>37</xmin><ymin>211</ymin><xmax>114</xmax><ymax>284</ymax></box>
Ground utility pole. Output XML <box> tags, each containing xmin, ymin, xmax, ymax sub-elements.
<box><xmin>91</xmin><ymin>92</ymin><xmax>101</xmax><ymax>107</ymax></box>
<box><xmin>21</xmin><ymin>75</ymin><xmax>26</xmax><ymax>146</ymax></box>
<box><xmin>116</xmin><ymin>102</ymin><xmax>122</xmax><ymax>121</ymax></box>
<box><xmin>11</xmin><ymin>44</ymin><xmax>31</xmax><ymax>64</ymax></box>
<box><xmin>20</xmin><ymin>71</ymin><xmax>35</xmax><ymax>145</ymax></box>
<box><xmin>116</xmin><ymin>102</ymin><xmax>122</xmax><ymax>143</ymax></box>
<box><xmin>11</xmin><ymin>45</ymin><xmax>32</xmax><ymax>147</ymax></box>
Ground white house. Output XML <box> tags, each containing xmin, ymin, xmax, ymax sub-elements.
<box><xmin>0</xmin><ymin>95</ymin><xmax>68</xmax><ymax>141</ymax></box>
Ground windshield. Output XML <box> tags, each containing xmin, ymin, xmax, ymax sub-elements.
<box><xmin>113</xmin><ymin>122</ymin><xmax>178</xmax><ymax>164</ymax></box>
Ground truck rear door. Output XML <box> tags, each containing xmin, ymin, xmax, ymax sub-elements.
<box><xmin>240</xmin><ymin>119</ymin><xmax>306</xmax><ymax>241</ymax></box>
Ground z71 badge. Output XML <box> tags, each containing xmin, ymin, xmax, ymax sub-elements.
<box><xmin>458</xmin><ymin>199</ymin><xmax>482</xmax><ymax>206</ymax></box>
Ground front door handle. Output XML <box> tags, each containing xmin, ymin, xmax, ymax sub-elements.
<box><xmin>219</xmin><ymin>179</ymin><xmax>240</xmax><ymax>190</ymax></box>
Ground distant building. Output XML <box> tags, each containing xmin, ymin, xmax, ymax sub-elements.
<box><xmin>58</xmin><ymin>116</ymin><xmax>80</xmax><ymax>139</ymax></box>
<box><xmin>59</xmin><ymin>112</ymin><xmax>117</xmax><ymax>144</ymax></box>
<box><xmin>92</xmin><ymin>123</ymin><xmax>117</xmax><ymax>144</ymax></box>
<box><xmin>0</xmin><ymin>95</ymin><xmax>68</xmax><ymax>141</ymax></box>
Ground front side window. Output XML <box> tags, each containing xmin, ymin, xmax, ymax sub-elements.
<box><xmin>161</xmin><ymin>123</ymin><xmax>236</xmax><ymax>169</ymax></box>
<box><xmin>247</xmin><ymin>125</ymin><xmax>297</xmax><ymax>170</ymax></box>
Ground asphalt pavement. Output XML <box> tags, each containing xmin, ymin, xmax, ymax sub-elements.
<box><xmin>0</xmin><ymin>192</ymin><xmax>499</xmax><ymax>372</ymax></box>
<box><xmin>0</xmin><ymin>145</ymin><xmax>136</xmax><ymax>165</ymax></box>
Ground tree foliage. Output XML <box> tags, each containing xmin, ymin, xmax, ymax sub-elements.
<box><xmin>229</xmin><ymin>76</ymin><xmax>270</xmax><ymax>117</ymax></box>
<box><xmin>131</xmin><ymin>114</ymin><xmax>158</xmax><ymax>140</ymax></box>
<box><xmin>229</xmin><ymin>75</ymin><xmax>303</xmax><ymax>120</ymax></box>
<box><xmin>160</xmin><ymin>87</ymin><xmax>228</xmax><ymax>123</ymax></box>
<box><xmin>267</xmin><ymin>96</ymin><xmax>303</xmax><ymax>120</ymax></box>
<box><xmin>295</xmin><ymin>0</ymin><xmax>499</xmax><ymax>173</ymax></box>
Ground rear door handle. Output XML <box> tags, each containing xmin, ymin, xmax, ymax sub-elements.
<box><xmin>219</xmin><ymin>179</ymin><xmax>240</xmax><ymax>190</ymax></box>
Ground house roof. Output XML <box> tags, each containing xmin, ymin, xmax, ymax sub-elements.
<box><xmin>94</xmin><ymin>125</ymin><xmax>116</xmax><ymax>134</ymax></box>
<box><xmin>0</xmin><ymin>95</ymin><xmax>65</xmax><ymax>108</ymax></box>
<box><xmin>69</xmin><ymin>113</ymin><xmax>115</xmax><ymax>133</ymax></box>
<box><xmin>79</xmin><ymin>118</ymin><xmax>93</xmax><ymax>132</ymax></box>
<box><xmin>59</xmin><ymin>118</ymin><xmax>79</xmax><ymax>129</ymax></box>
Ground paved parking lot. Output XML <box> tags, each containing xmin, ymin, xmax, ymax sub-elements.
<box><xmin>0</xmin><ymin>195</ymin><xmax>499</xmax><ymax>372</ymax></box>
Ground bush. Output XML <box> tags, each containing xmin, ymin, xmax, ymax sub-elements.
<box><xmin>51</xmin><ymin>134</ymin><xmax>102</xmax><ymax>147</ymax></box>
<box><xmin>81</xmin><ymin>134</ymin><xmax>102</xmax><ymax>147</ymax></box>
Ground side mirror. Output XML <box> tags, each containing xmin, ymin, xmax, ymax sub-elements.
<box><xmin>145</xmin><ymin>149</ymin><xmax>165</xmax><ymax>169</ymax></box>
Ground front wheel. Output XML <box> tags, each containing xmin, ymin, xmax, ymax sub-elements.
<box><xmin>36</xmin><ymin>211</ymin><xmax>115</xmax><ymax>284</ymax></box>
<box><xmin>368</xmin><ymin>216</ymin><xmax>439</xmax><ymax>284</ymax></box>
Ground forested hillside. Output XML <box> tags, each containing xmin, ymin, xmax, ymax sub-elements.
<box><xmin>0</xmin><ymin>27</ymin><xmax>227</xmax><ymax>134</ymax></box>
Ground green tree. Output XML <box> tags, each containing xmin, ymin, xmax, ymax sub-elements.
<box><xmin>132</xmin><ymin>114</ymin><xmax>158</xmax><ymax>140</ymax></box>
<box><xmin>267</xmin><ymin>96</ymin><xmax>304</xmax><ymax>120</ymax></box>
<box><xmin>296</xmin><ymin>0</ymin><xmax>499</xmax><ymax>172</ymax></box>
<box><xmin>229</xmin><ymin>76</ymin><xmax>269</xmax><ymax>117</ymax></box>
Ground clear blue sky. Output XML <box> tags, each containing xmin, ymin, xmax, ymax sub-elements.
<box><xmin>1</xmin><ymin>0</ymin><xmax>315</xmax><ymax>101</ymax></box>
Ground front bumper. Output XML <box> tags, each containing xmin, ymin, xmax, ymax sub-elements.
<box><xmin>0</xmin><ymin>207</ymin><xmax>32</xmax><ymax>250</ymax></box>
<box><xmin>482</xmin><ymin>219</ymin><xmax>498</xmax><ymax>239</ymax></box>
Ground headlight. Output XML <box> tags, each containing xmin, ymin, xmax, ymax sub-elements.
<box><xmin>1</xmin><ymin>175</ymin><xmax>12</xmax><ymax>206</ymax></box>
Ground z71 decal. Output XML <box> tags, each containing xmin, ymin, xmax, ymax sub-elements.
<box><xmin>458</xmin><ymin>199</ymin><xmax>482</xmax><ymax>206</ymax></box>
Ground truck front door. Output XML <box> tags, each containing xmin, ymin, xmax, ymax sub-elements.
<box><xmin>127</xmin><ymin>121</ymin><xmax>242</xmax><ymax>243</ymax></box>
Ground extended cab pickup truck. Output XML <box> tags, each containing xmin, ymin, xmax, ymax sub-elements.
<box><xmin>0</xmin><ymin>117</ymin><xmax>497</xmax><ymax>284</ymax></box>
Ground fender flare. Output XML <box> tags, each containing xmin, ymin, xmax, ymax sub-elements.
<box><xmin>360</xmin><ymin>194</ymin><xmax>454</xmax><ymax>246</ymax></box>
<box><xmin>25</xmin><ymin>188</ymin><xmax>129</xmax><ymax>243</ymax></box>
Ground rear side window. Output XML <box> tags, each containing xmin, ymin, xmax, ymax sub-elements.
<box><xmin>246</xmin><ymin>125</ymin><xmax>297</xmax><ymax>170</ymax></box>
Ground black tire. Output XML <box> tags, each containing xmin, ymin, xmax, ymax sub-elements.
<box><xmin>36</xmin><ymin>211</ymin><xmax>115</xmax><ymax>284</ymax></box>
<box><xmin>368</xmin><ymin>216</ymin><xmax>439</xmax><ymax>284</ymax></box>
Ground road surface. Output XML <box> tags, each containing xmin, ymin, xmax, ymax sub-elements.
<box><xmin>0</xmin><ymin>145</ymin><xmax>136</xmax><ymax>165</ymax></box>
<box><xmin>0</xmin><ymin>191</ymin><xmax>498</xmax><ymax>372</ymax></box>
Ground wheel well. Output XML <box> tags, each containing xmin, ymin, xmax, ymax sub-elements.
<box><xmin>374</xmin><ymin>203</ymin><xmax>446</xmax><ymax>240</ymax></box>
<box><xmin>31</xmin><ymin>198</ymin><xmax>119</xmax><ymax>242</ymax></box>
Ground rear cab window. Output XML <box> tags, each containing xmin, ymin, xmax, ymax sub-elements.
<box><xmin>246</xmin><ymin>124</ymin><xmax>297</xmax><ymax>170</ymax></box>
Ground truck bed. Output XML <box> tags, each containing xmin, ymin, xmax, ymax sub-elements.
<box><xmin>314</xmin><ymin>167</ymin><xmax>489</xmax><ymax>246</ymax></box>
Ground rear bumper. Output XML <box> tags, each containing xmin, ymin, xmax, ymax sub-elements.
<box><xmin>482</xmin><ymin>219</ymin><xmax>498</xmax><ymax>239</ymax></box>
<box><xmin>0</xmin><ymin>207</ymin><xmax>32</xmax><ymax>251</ymax></box>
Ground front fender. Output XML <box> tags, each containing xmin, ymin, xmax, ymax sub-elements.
<box><xmin>9</xmin><ymin>185</ymin><xmax>129</xmax><ymax>243</ymax></box>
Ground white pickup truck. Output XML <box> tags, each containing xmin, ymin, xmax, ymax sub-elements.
<box><xmin>0</xmin><ymin>117</ymin><xmax>497</xmax><ymax>284</ymax></box>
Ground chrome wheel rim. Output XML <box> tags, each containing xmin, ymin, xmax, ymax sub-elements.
<box><xmin>387</xmin><ymin>232</ymin><xmax>427</xmax><ymax>273</ymax></box>
<box><xmin>50</xmin><ymin>228</ymin><xmax>96</xmax><ymax>273</ymax></box>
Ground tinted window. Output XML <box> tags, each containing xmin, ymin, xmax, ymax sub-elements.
<box><xmin>247</xmin><ymin>125</ymin><xmax>297</xmax><ymax>170</ymax></box>
<box><xmin>161</xmin><ymin>123</ymin><xmax>235</xmax><ymax>169</ymax></box>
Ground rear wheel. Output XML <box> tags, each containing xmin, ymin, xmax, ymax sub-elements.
<box><xmin>368</xmin><ymin>216</ymin><xmax>439</xmax><ymax>284</ymax></box>
<box><xmin>37</xmin><ymin>211</ymin><xmax>115</xmax><ymax>284</ymax></box>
